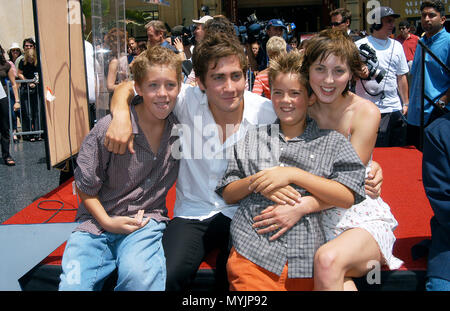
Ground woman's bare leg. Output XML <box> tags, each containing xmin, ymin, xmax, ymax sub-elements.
<box><xmin>313</xmin><ymin>228</ymin><xmax>382</xmax><ymax>291</ymax></box>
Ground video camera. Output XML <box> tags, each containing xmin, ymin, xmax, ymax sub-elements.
<box><xmin>358</xmin><ymin>43</ymin><xmax>386</xmax><ymax>84</ymax></box>
<box><xmin>235</xmin><ymin>13</ymin><xmax>296</xmax><ymax>45</ymax></box>
<box><xmin>171</xmin><ymin>24</ymin><xmax>195</xmax><ymax>47</ymax></box>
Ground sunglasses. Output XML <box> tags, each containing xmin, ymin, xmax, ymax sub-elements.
<box><xmin>399</xmin><ymin>27</ymin><xmax>407</xmax><ymax>30</ymax></box>
<box><xmin>330</xmin><ymin>20</ymin><xmax>346</xmax><ymax>27</ymax></box>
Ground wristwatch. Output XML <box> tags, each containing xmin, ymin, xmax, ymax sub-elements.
<box><xmin>437</xmin><ymin>99</ymin><xmax>446</xmax><ymax>109</ymax></box>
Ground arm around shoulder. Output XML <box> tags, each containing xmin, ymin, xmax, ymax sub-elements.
<box><xmin>110</xmin><ymin>80</ymin><xmax>135</xmax><ymax>114</ymax></box>
<box><xmin>105</xmin><ymin>80</ymin><xmax>136</xmax><ymax>154</ymax></box>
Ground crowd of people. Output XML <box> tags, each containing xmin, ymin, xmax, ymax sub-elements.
<box><xmin>1</xmin><ymin>0</ymin><xmax>448</xmax><ymax>292</ymax></box>
<box><xmin>0</xmin><ymin>38</ymin><xmax>43</xmax><ymax>167</ymax></box>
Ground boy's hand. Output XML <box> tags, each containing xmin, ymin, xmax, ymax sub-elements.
<box><xmin>365</xmin><ymin>160</ymin><xmax>383</xmax><ymax>199</ymax></box>
<box><xmin>248</xmin><ymin>167</ymin><xmax>293</xmax><ymax>196</ymax></box>
<box><xmin>261</xmin><ymin>185</ymin><xmax>301</xmax><ymax>205</ymax></box>
<box><xmin>104</xmin><ymin>110</ymin><xmax>135</xmax><ymax>154</ymax></box>
<box><xmin>252</xmin><ymin>197</ymin><xmax>314</xmax><ymax>241</ymax></box>
<box><xmin>102</xmin><ymin>211</ymin><xmax>149</xmax><ymax>234</ymax></box>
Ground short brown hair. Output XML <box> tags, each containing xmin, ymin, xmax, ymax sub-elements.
<box><xmin>192</xmin><ymin>33</ymin><xmax>248</xmax><ymax>86</ymax></box>
<box><xmin>131</xmin><ymin>45</ymin><xmax>182</xmax><ymax>86</ymax></box>
<box><xmin>330</xmin><ymin>8</ymin><xmax>352</xmax><ymax>23</ymax></box>
<box><xmin>420</xmin><ymin>0</ymin><xmax>445</xmax><ymax>16</ymax></box>
<box><xmin>300</xmin><ymin>28</ymin><xmax>363</xmax><ymax>96</ymax></box>
<box><xmin>145</xmin><ymin>20</ymin><xmax>167</xmax><ymax>36</ymax></box>
<box><xmin>268</xmin><ymin>50</ymin><xmax>311</xmax><ymax>96</ymax></box>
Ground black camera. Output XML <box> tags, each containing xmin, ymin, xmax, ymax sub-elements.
<box><xmin>238</xmin><ymin>14</ymin><xmax>296</xmax><ymax>45</ymax></box>
<box><xmin>171</xmin><ymin>25</ymin><xmax>194</xmax><ymax>47</ymax></box>
<box><xmin>359</xmin><ymin>43</ymin><xmax>386</xmax><ymax>84</ymax></box>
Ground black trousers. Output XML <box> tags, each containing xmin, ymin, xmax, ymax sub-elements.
<box><xmin>407</xmin><ymin>107</ymin><xmax>449</xmax><ymax>151</ymax></box>
<box><xmin>162</xmin><ymin>212</ymin><xmax>231</xmax><ymax>291</ymax></box>
<box><xmin>376</xmin><ymin>110</ymin><xmax>407</xmax><ymax>147</ymax></box>
<box><xmin>0</xmin><ymin>96</ymin><xmax>11</xmax><ymax>160</ymax></box>
<box><xmin>20</xmin><ymin>87</ymin><xmax>40</xmax><ymax>135</ymax></box>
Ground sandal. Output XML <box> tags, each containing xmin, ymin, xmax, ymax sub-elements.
<box><xmin>4</xmin><ymin>156</ymin><xmax>16</xmax><ymax>166</ymax></box>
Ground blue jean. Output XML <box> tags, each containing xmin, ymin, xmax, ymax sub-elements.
<box><xmin>426</xmin><ymin>277</ymin><xmax>450</xmax><ymax>291</ymax></box>
<box><xmin>59</xmin><ymin>219</ymin><xmax>166</xmax><ymax>291</ymax></box>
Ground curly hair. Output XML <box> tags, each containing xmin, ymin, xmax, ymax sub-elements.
<box><xmin>104</xmin><ymin>27</ymin><xmax>128</xmax><ymax>57</ymax></box>
<box><xmin>300</xmin><ymin>28</ymin><xmax>364</xmax><ymax>96</ymax></box>
<box><xmin>131</xmin><ymin>45</ymin><xmax>182</xmax><ymax>86</ymax></box>
<box><xmin>204</xmin><ymin>16</ymin><xmax>237</xmax><ymax>40</ymax></box>
<box><xmin>266</xmin><ymin>36</ymin><xmax>287</xmax><ymax>59</ymax></box>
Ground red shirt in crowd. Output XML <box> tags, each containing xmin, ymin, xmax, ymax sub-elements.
<box><xmin>396</xmin><ymin>34</ymin><xmax>419</xmax><ymax>62</ymax></box>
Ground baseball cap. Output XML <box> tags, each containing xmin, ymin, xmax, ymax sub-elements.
<box><xmin>372</xmin><ymin>6</ymin><xmax>400</xmax><ymax>20</ymax></box>
<box><xmin>267</xmin><ymin>19</ymin><xmax>287</xmax><ymax>29</ymax></box>
<box><xmin>192</xmin><ymin>15</ymin><xmax>213</xmax><ymax>24</ymax></box>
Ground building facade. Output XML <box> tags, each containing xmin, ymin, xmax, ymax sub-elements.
<box><xmin>1</xmin><ymin>0</ymin><xmax>449</xmax><ymax>51</ymax></box>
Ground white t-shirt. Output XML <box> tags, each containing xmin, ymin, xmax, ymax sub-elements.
<box><xmin>84</xmin><ymin>40</ymin><xmax>96</xmax><ymax>104</ymax></box>
<box><xmin>172</xmin><ymin>84</ymin><xmax>276</xmax><ymax>220</ymax></box>
<box><xmin>0</xmin><ymin>82</ymin><xmax>6</xmax><ymax>99</ymax></box>
<box><xmin>355</xmin><ymin>36</ymin><xmax>409</xmax><ymax>113</ymax></box>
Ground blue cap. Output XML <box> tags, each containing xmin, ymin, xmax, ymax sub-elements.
<box><xmin>267</xmin><ymin>19</ymin><xmax>286</xmax><ymax>29</ymax></box>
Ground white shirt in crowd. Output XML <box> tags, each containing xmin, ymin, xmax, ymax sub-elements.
<box><xmin>355</xmin><ymin>36</ymin><xmax>409</xmax><ymax>114</ymax></box>
<box><xmin>0</xmin><ymin>83</ymin><xmax>6</xmax><ymax>99</ymax></box>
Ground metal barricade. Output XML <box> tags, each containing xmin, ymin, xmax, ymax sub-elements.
<box><xmin>417</xmin><ymin>40</ymin><xmax>450</xmax><ymax>150</ymax></box>
<box><xmin>7</xmin><ymin>78</ymin><xmax>44</xmax><ymax>147</ymax></box>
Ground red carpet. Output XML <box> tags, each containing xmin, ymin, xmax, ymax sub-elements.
<box><xmin>2</xmin><ymin>147</ymin><xmax>432</xmax><ymax>272</ymax></box>
<box><xmin>372</xmin><ymin>146</ymin><xmax>432</xmax><ymax>271</ymax></box>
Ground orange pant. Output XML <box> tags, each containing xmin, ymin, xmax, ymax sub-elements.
<box><xmin>227</xmin><ymin>247</ymin><xmax>314</xmax><ymax>291</ymax></box>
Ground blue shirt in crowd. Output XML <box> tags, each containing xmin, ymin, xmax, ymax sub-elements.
<box><xmin>408</xmin><ymin>28</ymin><xmax>450</xmax><ymax>127</ymax></box>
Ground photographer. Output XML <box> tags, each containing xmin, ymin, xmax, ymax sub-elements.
<box><xmin>180</xmin><ymin>15</ymin><xmax>213</xmax><ymax>85</ymax></box>
<box><xmin>355</xmin><ymin>6</ymin><xmax>409</xmax><ymax>147</ymax></box>
<box><xmin>259</xmin><ymin>19</ymin><xmax>292</xmax><ymax>70</ymax></box>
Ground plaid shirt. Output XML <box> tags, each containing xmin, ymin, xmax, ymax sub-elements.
<box><xmin>217</xmin><ymin>118</ymin><xmax>366</xmax><ymax>278</ymax></box>
<box><xmin>74</xmin><ymin>97</ymin><xmax>179</xmax><ymax>235</ymax></box>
